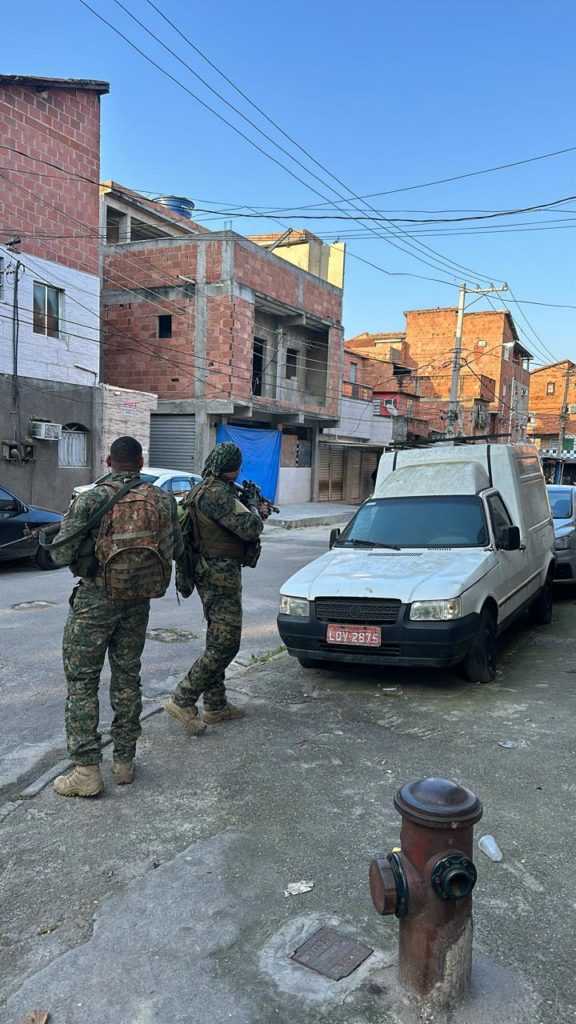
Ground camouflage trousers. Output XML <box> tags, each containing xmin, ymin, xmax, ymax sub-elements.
<box><xmin>174</xmin><ymin>576</ymin><xmax>242</xmax><ymax>711</ymax></box>
<box><xmin>62</xmin><ymin>581</ymin><xmax>150</xmax><ymax>765</ymax></box>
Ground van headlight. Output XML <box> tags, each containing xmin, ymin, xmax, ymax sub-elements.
<box><xmin>279</xmin><ymin>595</ymin><xmax>310</xmax><ymax>617</ymax></box>
<box><xmin>410</xmin><ymin>598</ymin><xmax>462</xmax><ymax>621</ymax></box>
<box><xmin>554</xmin><ymin>534</ymin><xmax>573</xmax><ymax>550</ymax></box>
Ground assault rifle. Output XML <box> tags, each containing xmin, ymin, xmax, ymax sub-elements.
<box><xmin>233</xmin><ymin>480</ymin><xmax>279</xmax><ymax>515</ymax></box>
<box><xmin>0</xmin><ymin>520</ymin><xmax>60</xmax><ymax>551</ymax></box>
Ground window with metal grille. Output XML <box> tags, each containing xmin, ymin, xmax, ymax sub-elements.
<box><xmin>33</xmin><ymin>282</ymin><xmax>62</xmax><ymax>338</ymax></box>
<box><xmin>59</xmin><ymin>423</ymin><xmax>89</xmax><ymax>468</ymax></box>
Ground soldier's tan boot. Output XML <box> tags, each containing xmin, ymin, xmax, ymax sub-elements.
<box><xmin>164</xmin><ymin>697</ymin><xmax>207</xmax><ymax>735</ymax></box>
<box><xmin>53</xmin><ymin>764</ymin><xmax>104</xmax><ymax>798</ymax></box>
<box><xmin>203</xmin><ymin>702</ymin><xmax>245</xmax><ymax>724</ymax></box>
<box><xmin>111</xmin><ymin>759</ymin><xmax>135</xmax><ymax>785</ymax></box>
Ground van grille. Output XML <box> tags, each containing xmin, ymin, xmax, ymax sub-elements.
<box><xmin>315</xmin><ymin>598</ymin><xmax>401</xmax><ymax>625</ymax></box>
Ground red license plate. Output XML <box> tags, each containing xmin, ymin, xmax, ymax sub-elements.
<box><xmin>326</xmin><ymin>624</ymin><xmax>381</xmax><ymax>646</ymax></box>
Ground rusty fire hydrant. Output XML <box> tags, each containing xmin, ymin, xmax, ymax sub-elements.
<box><xmin>369</xmin><ymin>777</ymin><xmax>483</xmax><ymax>1011</ymax></box>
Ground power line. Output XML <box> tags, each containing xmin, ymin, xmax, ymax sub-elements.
<box><xmin>185</xmin><ymin>196</ymin><xmax>576</xmax><ymax>224</ymax></box>
<box><xmin>269</xmin><ymin>146</ymin><xmax>576</xmax><ymax>209</ymax></box>
<box><xmin>77</xmin><ymin>0</ymin><xmax>496</xmax><ymax>286</ymax></box>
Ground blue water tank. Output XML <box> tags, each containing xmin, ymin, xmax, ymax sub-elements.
<box><xmin>154</xmin><ymin>195</ymin><xmax>195</xmax><ymax>219</ymax></box>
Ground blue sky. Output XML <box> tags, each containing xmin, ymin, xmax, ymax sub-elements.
<box><xmin>4</xmin><ymin>0</ymin><xmax>575</xmax><ymax>366</ymax></box>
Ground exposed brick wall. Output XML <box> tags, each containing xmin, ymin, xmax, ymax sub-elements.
<box><xmin>102</xmin><ymin>234</ymin><xmax>343</xmax><ymax>418</ymax></box>
<box><xmin>96</xmin><ymin>384</ymin><xmax>157</xmax><ymax>471</ymax></box>
<box><xmin>0</xmin><ymin>83</ymin><xmax>104</xmax><ymax>275</ymax></box>
<box><xmin>234</xmin><ymin>239</ymin><xmax>342</xmax><ymax>323</ymax></box>
<box><xmin>528</xmin><ymin>361</ymin><xmax>576</xmax><ymax>444</ymax></box>
<box><xmin>405</xmin><ymin>308</ymin><xmax>530</xmax><ymax>436</ymax></box>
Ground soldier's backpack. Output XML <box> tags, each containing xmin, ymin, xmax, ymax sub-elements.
<box><xmin>95</xmin><ymin>482</ymin><xmax>174</xmax><ymax>602</ymax></box>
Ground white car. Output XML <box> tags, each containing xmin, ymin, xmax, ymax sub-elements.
<box><xmin>547</xmin><ymin>484</ymin><xmax>576</xmax><ymax>582</ymax></box>
<box><xmin>73</xmin><ymin>467</ymin><xmax>202</xmax><ymax>503</ymax></box>
<box><xmin>278</xmin><ymin>444</ymin><xmax>555</xmax><ymax>683</ymax></box>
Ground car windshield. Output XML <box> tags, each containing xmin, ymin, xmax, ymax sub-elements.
<box><xmin>139</xmin><ymin>473</ymin><xmax>159</xmax><ymax>483</ymax></box>
<box><xmin>337</xmin><ymin>496</ymin><xmax>489</xmax><ymax>548</ymax></box>
<box><xmin>548</xmin><ymin>488</ymin><xmax>573</xmax><ymax>519</ymax></box>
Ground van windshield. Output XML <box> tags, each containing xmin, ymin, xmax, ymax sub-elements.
<box><xmin>337</xmin><ymin>496</ymin><xmax>489</xmax><ymax>549</ymax></box>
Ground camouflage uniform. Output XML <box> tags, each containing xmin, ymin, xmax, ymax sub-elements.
<box><xmin>174</xmin><ymin>476</ymin><xmax>263</xmax><ymax>712</ymax></box>
<box><xmin>50</xmin><ymin>473</ymin><xmax>183</xmax><ymax>765</ymax></box>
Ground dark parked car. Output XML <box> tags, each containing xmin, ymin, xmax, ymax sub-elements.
<box><xmin>0</xmin><ymin>484</ymin><xmax>63</xmax><ymax>570</ymax></box>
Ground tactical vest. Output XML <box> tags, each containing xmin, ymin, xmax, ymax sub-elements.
<box><xmin>189</xmin><ymin>479</ymin><xmax>247</xmax><ymax>560</ymax></box>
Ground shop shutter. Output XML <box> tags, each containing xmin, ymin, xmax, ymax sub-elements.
<box><xmin>318</xmin><ymin>444</ymin><xmax>331</xmax><ymax>500</ymax></box>
<box><xmin>149</xmin><ymin>414</ymin><xmax>196</xmax><ymax>472</ymax></box>
<box><xmin>318</xmin><ymin>444</ymin><xmax>344</xmax><ymax>501</ymax></box>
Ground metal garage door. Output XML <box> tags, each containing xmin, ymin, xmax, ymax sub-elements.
<box><xmin>149</xmin><ymin>414</ymin><xmax>196</xmax><ymax>472</ymax></box>
<box><xmin>318</xmin><ymin>444</ymin><xmax>344</xmax><ymax>501</ymax></box>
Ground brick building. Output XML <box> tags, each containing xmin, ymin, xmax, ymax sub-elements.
<box><xmin>0</xmin><ymin>76</ymin><xmax>157</xmax><ymax>510</ymax></box>
<box><xmin>344</xmin><ymin>333</ymin><xmax>429</xmax><ymax>442</ymax></box>
<box><xmin>527</xmin><ymin>360</ymin><xmax>576</xmax><ymax>450</ymax></box>
<box><xmin>101</xmin><ymin>189</ymin><xmax>344</xmax><ymax>502</ymax></box>
<box><xmin>404</xmin><ymin>308</ymin><xmax>532</xmax><ymax>441</ymax></box>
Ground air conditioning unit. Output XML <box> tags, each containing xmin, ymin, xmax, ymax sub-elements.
<box><xmin>29</xmin><ymin>421</ymin><xmax>62</xmax><ymax>441</ymax></box>
<box><xmin>568</xmin><ymin>404</ymin><xmax>576</xmax><ymax>415</ymax></box>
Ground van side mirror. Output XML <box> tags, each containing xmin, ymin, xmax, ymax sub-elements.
<box><xmin>329</xmin><ymin>527</ymin><xmax>340</xmax><ymax>549</ymax></box>
<box><xmin>497</xmin><ymin>525</ymin><xmax>521</xmax><ymax>551</ymax></box>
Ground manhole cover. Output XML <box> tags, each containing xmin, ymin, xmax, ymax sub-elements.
<box><xmin>12</xmin><ymin>601</ymin><xmax>57</xmax><ymax>611</ymax></box>
<box><xmin>291</xmin><ymin>926</ymin><xmax>373</xmax><ymax>980</ymax></box>
<box><xmin>146</xmin><ymin>628</ymin><xmax>197</xmax><ymax>643</ymax></box>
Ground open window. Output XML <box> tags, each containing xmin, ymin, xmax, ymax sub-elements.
<box><xmin>285</xmin><ymin>348</ymin><xmax>299</xmax><ymax>380</ymax></box>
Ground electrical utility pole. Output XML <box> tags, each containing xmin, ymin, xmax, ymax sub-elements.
<box><xmin>555</xmin><ymin>362</ymin><xmax>574</xmax><ymax>483</ymax></box>
<box><xmin>447</xmin><ymin>282</ymin><xmax>509</xmax><ymax>439</ymax></box>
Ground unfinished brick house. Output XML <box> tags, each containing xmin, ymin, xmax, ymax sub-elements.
<box><xmin>404</xmin><ymin>307</ymin><xmax>532</xmax><ymax>441</ymax></box>
<box><xmin>0</xmin><ymin>78</ymin><xmax>162</xmax><ymax>510</ymax></box>
<box><xmin>101</xmin><ymin>193</ymin><xmax>344</xmax><ymax>502</ymax></box>
<box><xmin>527</xmin><ymin>360</ymin><xmax>576</xmax><ymax>450</ymax></box>
<box><xmin>344</xmin><ymin>333</ymin><xmax>430</xmax><ymax>443</ymax></box>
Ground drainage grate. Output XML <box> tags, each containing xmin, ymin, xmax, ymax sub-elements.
<box><xmin>291</xmin><ymin>926</ymin><xmax>373</xmax><ymax>980</ymax></box>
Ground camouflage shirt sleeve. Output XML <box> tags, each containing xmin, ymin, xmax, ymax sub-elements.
<box><xmin>158</xmin><ymin>490</ymin><xmax>184</xmax><ymax>561</ymax></box>
<box><xmin>47</xmin><ymin>488</ymin><xmax>110</xmax><ymax>568</ymax></box>
<box><xmin>199</xmin><ymin>480</ymin><xmax>264</xmax><ymax>542</ymax></box>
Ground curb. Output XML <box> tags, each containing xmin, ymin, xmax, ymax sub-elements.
<box><xmin>0</xmin><ymin>652</ymin><xmax>281</xmax><ymax>823</ymax></box>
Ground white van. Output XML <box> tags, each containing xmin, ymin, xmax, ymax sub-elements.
<box><xmin>277</xmin><ymin>444</ymin><xmax>555</xmax><ymax>682</ymax></box>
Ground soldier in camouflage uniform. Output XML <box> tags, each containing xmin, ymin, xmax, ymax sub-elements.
<box><xmin>165</xmin><ymin>441</ymin><xmax>270</xmax><ymax>734</ymax></box>
<box><xmin>50</xmin><ymin>436</ymin><xmax>183</xmax><ymax>797</ymax></box>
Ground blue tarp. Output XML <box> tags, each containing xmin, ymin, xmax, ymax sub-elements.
<box><xmin>215</xmin><ymin>425</ymin><xmax>281</xmax><ymax>500</ymax></box>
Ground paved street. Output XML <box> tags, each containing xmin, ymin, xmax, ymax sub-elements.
<box><xmin>1</xmin><ymin>586</ymin><xmax>575</xmax><ymax>1023</ymax></box>
<box><xmin>0</xmin><ymin>524</ymin><xmax>334</xmax><ymax>798</ymax></box>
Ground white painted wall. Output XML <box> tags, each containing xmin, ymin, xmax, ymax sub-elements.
<box><xmin>371</xmin><ymin>415</ymin><xmax>394</xmax><ymax>445</ymax></box>
<box><xmin>324</xmin><ymin>398</ymin><xmax>394</xmax><ymax>445</ymax></box>
<box><xmin>0</xmin><ymin>251</ymin><xmax>100</xmax><ymax>386</ymax></box>
<box><xmin>277</xmin><ymin>467</ymin><xmax>312</xmax><ymax>504</ymax></box>
<box><xmin>323</xmin><ymin>397</ymin><xmax>374</xmax><ymax>441</ymax></box>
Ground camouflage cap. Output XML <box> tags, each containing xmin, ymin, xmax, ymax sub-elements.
<box><xmin>202</xmin><ymin>441</ymin><xmax>243</xmax><ymax>478</ymax></box>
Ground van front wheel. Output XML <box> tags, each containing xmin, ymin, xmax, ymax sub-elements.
<box><xmin>461</xmin><ymin>608</ymin><xmax>497</xmax><ymax>683</ymax></box>
<box><xmin>529</xmin><ymin>575</ymin><xmax>554</xmax><ymax>626</ymax></box>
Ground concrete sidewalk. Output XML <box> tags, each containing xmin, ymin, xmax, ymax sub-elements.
<box><xmin>1</xmin><ymin>599</ymin><xmax>575</xmax><ymax>1023</ymax></box>
<box><xmin>268</xmin><ymin>501</ymin><xmax>357</xmax><ymax>529</ymax></box>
